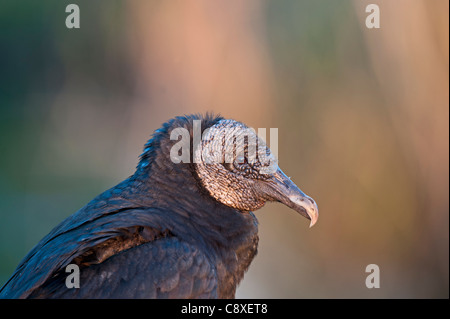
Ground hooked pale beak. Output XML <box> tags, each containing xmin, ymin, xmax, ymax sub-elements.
<box><xmin>262</xmin><ymin>168</ymin><xmax>319</xmax><ymax>227</ymax></box>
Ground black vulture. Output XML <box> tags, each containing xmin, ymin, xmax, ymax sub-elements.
<box><xmin>0</xmin><ymin>114</ymin><xmax>318</xmax><ymax>299</ymax></box>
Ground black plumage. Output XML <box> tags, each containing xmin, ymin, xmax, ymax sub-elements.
<box><xmin>0</xmin><ymin>114</ymin><xmax>318</xmax><ymax>299</ymax></box>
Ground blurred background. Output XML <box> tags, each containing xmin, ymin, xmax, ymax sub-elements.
<box><xmin>0</xmin><ymin>0</ymin><xmax>448</xmax><ymax>298</ymax></box>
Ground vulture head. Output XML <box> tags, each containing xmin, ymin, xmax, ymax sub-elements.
<box><xmin>193</xmin><ymin>118</ymin><xmax>318</xmax><ymax>227</ymax></box>
<box><xmin>141</xmin><ymin>114</ymin><xmax>319</xmax><ymax>227</ymax></box>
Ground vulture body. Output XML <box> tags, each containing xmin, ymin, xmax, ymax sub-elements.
<box><xmin>0</xmin><ymin>114</ymin><xmax>318</xmax><ymax>299</ymax></box>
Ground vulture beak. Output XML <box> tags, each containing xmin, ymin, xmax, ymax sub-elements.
<box><xmin>263</xmin><ymin>168</ymin><xmax>319</xmax><ymax>227</ymax></box>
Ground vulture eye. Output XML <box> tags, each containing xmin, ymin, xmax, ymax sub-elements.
<box><xmin>235</xmin><ymin>155</ymin><xmax>246</xmax><ymax>164</ymax></box>
<box><xmin>233</xmin><ymin>155</ymin><xmax>249</xmax><ymax>170</ymax></box>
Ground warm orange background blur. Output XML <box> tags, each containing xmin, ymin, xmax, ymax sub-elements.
<box><xmin>0</xmin><ymin>0</ymin><xmax>448</xmax><ymax>298</ymax></box>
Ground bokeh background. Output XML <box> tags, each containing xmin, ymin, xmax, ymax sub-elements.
<box><xmin>0</xmin><ymin>0</ymin><xmax>448</xmax><ymax>298</ymax></box>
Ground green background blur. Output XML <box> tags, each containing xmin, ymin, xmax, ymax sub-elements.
<box><xmin>0</xmin><ymin>0</ymin><xmax>448</xmax><ymax>298</ymax></box>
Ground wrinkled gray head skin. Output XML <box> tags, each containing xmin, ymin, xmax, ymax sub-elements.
<box><xmin>194</xmin><ymin>119</ymin><xmax>319</xmax><ymax>227</ymax></box>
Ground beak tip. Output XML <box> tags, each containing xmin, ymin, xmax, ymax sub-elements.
<box><xmin>284</xmin><ymin>194</ymin><xmax>319</xmax><ymax>228</ymax></box>
<box><xmin>309</xmin><ymin>214</ymin><xmax>318</xmax><ymax>228</ymax></box>
<box><xmin>291</xmin><ymin>195</ymin><xmax>318</xmax><ymax>228</ymax></box>
<box><xmin>308</xmin><ymin>203</ymin><xmax>319</xmax><ymax>228</ymax></box>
